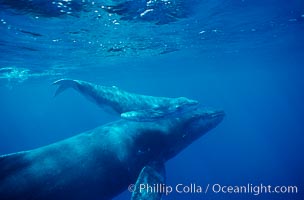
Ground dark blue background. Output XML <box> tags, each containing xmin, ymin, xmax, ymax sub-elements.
<box><xmin>0</xmin><ymin>0</ymin><xmax>303</xmax><ymax>199</ymax></box>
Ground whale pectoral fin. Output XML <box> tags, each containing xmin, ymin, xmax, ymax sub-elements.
<box><xmin>52</xmin><ymin>79</ymin><xmax>78</xmax><ymax>96</ymax></box>
<box><xmin>131</xmin><ymin>163</ymin><xmax>165</xmax><ymax>200</ymax></box>
<box><xmin>121</xmin><ymin>109</ymin><xmax>166</xmax><ymax>122</ymax></box>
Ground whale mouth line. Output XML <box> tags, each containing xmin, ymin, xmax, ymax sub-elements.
<box><xmin>209</xmin><ymin>110</ymin><xmax>225</xmax><ymax>119</ymax></box>
<box><xmin>193</xmin><ymin>109</ymin><xmax>225</xmax><ymax>123</ymax></box>
<box><xmin>193</xmin><ymin>107</ymin><xmax>225</xmax><ymax>119</ymax></box>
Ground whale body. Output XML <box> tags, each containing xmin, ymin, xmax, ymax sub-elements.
<box><xmin>53</xmin><ymin>79</ymin><xmax>199</xmax><ymax>121</ymax></box>
<box><xmin>0</xmin><ymin>107</ymin><xmax>224</xmax><ymax>200</ymax></box>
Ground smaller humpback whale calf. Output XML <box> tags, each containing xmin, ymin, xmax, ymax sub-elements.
<box><xmin>0</xmin><ymin>107</ymin><xmax>224</xmax><ymax>200</ymax></box>
<box><xmin>53</xmin><ymin>79</ymin><xmax>199</xmax><ymax>121</ymax></box>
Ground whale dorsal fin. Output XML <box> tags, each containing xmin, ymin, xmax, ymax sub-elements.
<box><xmin>131</xmin><ymin>163</ymin><xmax>165</xmax><ymax>200</ymax></box>
<box><xmin>121</xmin><ymin>109</ymin><xmax>167</xmax><ymax>122</ymax></box>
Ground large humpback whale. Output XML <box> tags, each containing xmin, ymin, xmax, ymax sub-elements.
<box><xmin>53</xmin><ymin>79</ymin><xmax>199</xmax><ymax>121</ymax></box>
<box><xmin>0</xmin><ymin>107</ymin><xmax>224</xmax><ymax>200</ymax></box>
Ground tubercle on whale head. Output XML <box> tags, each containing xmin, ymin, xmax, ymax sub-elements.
<box><xmin>169</xmin><ymin>97</ymin><xmax>199</xmax><ymax>115</ymax></box>
<box><xmin>174</xmin><ymin>97</ymin><xmax>199</xmax><ymax>107</ymax></box>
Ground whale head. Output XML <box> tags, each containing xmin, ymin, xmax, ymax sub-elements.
<box><xmin>163</xmin><ymin>107</ymin><xmax>225</xmax><ymax>159</ymax></box>
<box><xmin>182</xmin><ymin>108</ymin><xmax>224</xmax><ymax>140</ymax></box>
<box><xmin>172</xmin><ymin>97</ymin><xmax>199</xmax><ymax>110</ymax></box>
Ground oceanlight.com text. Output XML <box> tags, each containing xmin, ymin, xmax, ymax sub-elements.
<box><xmin>211</xmin><ymin>183</ymin><xmax>298</xmax><ymax>195</ymax></box>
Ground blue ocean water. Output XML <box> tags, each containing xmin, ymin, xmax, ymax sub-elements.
<box><xmin>0</xmin><ymin>0</ymin><xmax>303</xmax><ymax>199</ymax></box>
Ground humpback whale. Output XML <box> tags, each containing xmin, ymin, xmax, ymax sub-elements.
<box><xmin>0</xmin><ymin>107</ymin><xmax>224</xmax><ymax>200</ymax></box>
<box><xmin>53</xmin><ymin>79</ymin><xmax>199</xmax><ymax>121</ymax></box>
